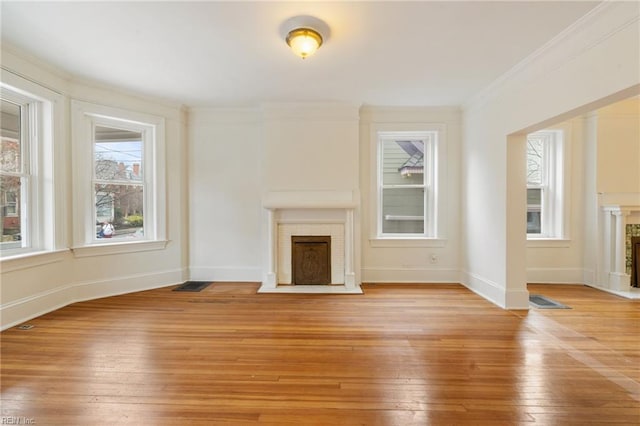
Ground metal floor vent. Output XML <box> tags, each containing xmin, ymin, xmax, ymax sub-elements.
<box><xmin>173</xmin><ymin>281</ymin><xmax>212</xmax><ymax>292</ymax></box>
<box><xmin>529</xmin><ymin>294</ymin><xmax>570</xmax><ymax>309</ymax></box>
<box><xmin>17</xmin><ymin>324</ymin><xmax>34</xmax><ymax>330</ymax></box>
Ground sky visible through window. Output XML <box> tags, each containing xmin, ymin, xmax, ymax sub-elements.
<box><xmin>95</xmin><ymin>141</ymin><xmax>142</xmax><ymax>167</ymax></box>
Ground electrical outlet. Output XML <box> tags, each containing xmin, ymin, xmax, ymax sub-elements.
<box><xmin>430</xmin><ymin>254</ymin><xmax>438</xmax><ymax>264</ymax></box>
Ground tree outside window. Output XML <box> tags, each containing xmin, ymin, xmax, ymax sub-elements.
<box><xmin>93</xmin><ymin>126</ymin><xmax>144</xmax><ymax>239</ymax></box>
<box><xmin>526</xmin><ymin>129</ymin><xmax>564</xmax><ymax>238</ymax></box>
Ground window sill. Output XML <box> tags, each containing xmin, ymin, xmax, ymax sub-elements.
<box><xmin>369</xmin><ymin>238</ymin><xmax>446</xmax><ymax>248</ymax></box>
<box><xmin>0</xmin><ymin>249</ymin><xmax>69</xmax><ymax>273</ymax></box>
<box><xmin>527</xmin><ymin>238</ymin><xmax>571</xmax><ymax>248</ymax></box>
<box><xmin>71</xmin><ymin>240</ymin><xmax>169</xmax><ymax>258</ymax></box>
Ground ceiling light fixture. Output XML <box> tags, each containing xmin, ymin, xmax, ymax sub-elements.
<box><xmin>286</xmin><ymin>27</ymin><xmax>323</xmax><ymax>59</ymax></box>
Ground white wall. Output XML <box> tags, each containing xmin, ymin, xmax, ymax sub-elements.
<box><xmin>188</xmin><ymin>103</ymin><xmax>361</xmax><ymax>284</ymax></box>
<box><xmin>188</xmin><ymin>105</ymin><xmax>461</xmax><ymax>286</ymax></box>
<box><xmin>359</xmin><ymin>107</ymin><xmax>462</xmax><ymax>283</ymax></box>
<box><xmin>188</xmin><ymin>108</ymin><xmax>263</xmax><ymax>281</ymax></box>
<box><xmin>0</xmin><ymin>47</ymin><xmax>188</xmax><ymax>329</ymax></box>
<box><xmin>263</xmin><ymin>103</ymin><xmax>360</xmax><ymax>192</ymax></box>
<box><xmin>462</xmin><ymin>2</ymin><xmax>640</xmax><ymax>308</ymax></box>
<box><xmin>595</xmin><ymin>97</ymin><xmax>640</xmax><ymax>195</ymax></box>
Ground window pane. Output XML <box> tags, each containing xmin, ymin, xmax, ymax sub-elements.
<box><xmin>527</xmin><ymin>188</ymin><xmax>542</xmax><ymax>234</ymax></box>
<box><xmin>382</xmin><ymin>140</ymin><xmax>424</xmax><ymax>185</ymax></box>
<box><xmin>382</xmin><ymin>187</ymin><xmax>424</xmax><ymax>234</ymax></box>
<box><xmin>527</xmin><ymin>138</ymin><xmax>543</xmax><ymax>185</ymax></box>
<box><xmin>95</xmin><ymin>183</ymin><xmax>144</xmax><ymax>240</ymax></box>
<box><xmin>1</xmin><ymin>100</ymin><xmax>21</xmax><ymax>173</ymax></box>
<box><xmin>1</xmin><ymin>175</ymin><xmax>22</xmax><ymax>248</ymax></box>
<box><xmin>94</xmin><ymin>126</ymin><xmax>143</xmax><ymax>182</ymax></box>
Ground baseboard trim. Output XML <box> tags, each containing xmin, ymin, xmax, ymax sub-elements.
<box><xmin>361</xmin><ymin>267</ymin><xmax>459</xmax><ymax>283</ymax></box>
<box><xmin>1</xmin><ymin>268</ymin><xmax>187</xmax><ymax>331</ymax></box>
<box><xmin>462</xmin><ymin>271</ymin><xmax>530</xmax><ymax>310</ymax></box>
<box><xmin>461</xmin><ymin>271</ymin><xmax>506</xmax><ymax>308</ymax></box>
<box><xmin>526</xmin><ymin>267</ymin><xmax>586</xmax><ymax>284</ymax></box>
<box><xmin>189</xmin><ymin>266</ymin><xmax>262</xmax><ymax>282</ymax></box>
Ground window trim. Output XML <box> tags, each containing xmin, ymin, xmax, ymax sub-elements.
<box><xmin>71</xmin><ymin>101</ymin><xmax>166</xmax><ymax>254</ymax></box>
<box><xmin>0</xmin><ymin>76</ymin><xmax>57</xmax><ymax>259</ymax></box>
<box><xmin>370</xmin><ymin>123</ymin><xmax>446</xmax><ymax>242</ymax></box>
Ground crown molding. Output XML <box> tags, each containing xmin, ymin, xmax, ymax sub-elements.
<box><xmin>463</xmin><ymin>1</ymin><xmax>640</xmax><ymax>113</ymax></box>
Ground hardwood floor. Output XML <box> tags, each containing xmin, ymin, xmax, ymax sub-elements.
<box><xmin>1</xmin><ymin>283</ymin><xmax>638</xmax><ymax>425</ymax></box>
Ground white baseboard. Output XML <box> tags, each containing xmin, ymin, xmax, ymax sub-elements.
<box><xmin>189</xmin><ymin>266</ymin><xmax>262</xmax><ymax>282</ymax></box>
<box><xmin>526</xmin><ymin>267</ymin><xmax>586</xmax><ymax>284</ymax></box>
<box><xmin>361</xmin><ymin>267</ymin><xmax>460</xmax><ymax>283</ymax></box>
<box><xmin>461</xmin><ymin>270</ymin><xmax>530</xmax><ymax>309</ymax></box>
<box><xmin>1</xmin><ymin>268</ymin><xmax>187</xmax><ymax>331</ymax></box>
<box><xmin>583</xmin><ymin>269</ymin><xmax>595</xmax><ymax>286</ymax></box>
<box><xmin>461</xmin><ymin>270</ymin><xmax>506</xmax><ymax>308</ymax></box>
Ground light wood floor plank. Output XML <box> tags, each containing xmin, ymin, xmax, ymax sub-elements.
<box><xmin>1</xmin><ymin>283</ymin><xmax>638</xmax><ymax>424</ymax></box>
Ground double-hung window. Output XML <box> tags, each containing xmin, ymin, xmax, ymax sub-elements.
<box><xmin>376</xmin><ymin>131</ymin><xmax>438</xmax><ymax>238</ymax></box>
<box><xmin>0</xmin><ymin>83</ymin><xmax>51</xmax><ymax>256</ymax></box>
<box><xmin>526</xmin><ymin>129</ymin><xmax>564</xmax><ymax>238</ymax></box>
<box><xmin>72</xmin><ymin>101</ymin><xmax>166</xmax><ymax>253</ymax></box>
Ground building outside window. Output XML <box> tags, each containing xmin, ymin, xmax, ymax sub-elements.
<box><xmin>377</xmin><ymin>130</ymin><xmax>438</xmax><ymax>238</ymax></box>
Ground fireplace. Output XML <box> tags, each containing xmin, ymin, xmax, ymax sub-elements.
<box><xmin>600</xmin><ymin>203</ymin><xmax>640</xmax><ymax>292</ymax></box>
<box><xmin>292</xmin><ymin>236</ymin><xmax>331</xmax><ymax>285</ymax></box>
<box><xmin>258</xmin><ymin>190</ymin><xmax>361</xmax><ymax>293</ymax></box>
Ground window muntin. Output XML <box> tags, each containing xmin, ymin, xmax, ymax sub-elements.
<box><xmin>526</xmin><ymin>130</ymin><xmax>563</xmax><ymax>238</ymax></box>
<box><xmin>377</xmin><ymin>131</ymin><xmax>436</xmax><ymax>238</ymax></box>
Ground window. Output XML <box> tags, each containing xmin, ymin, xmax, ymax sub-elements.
<box><xmin>93</xmin><ymin>125</ymin><xmax>144</xmax><ymax>240</ymax></box>
<box><xmin>0</xmin><ymin>85</ymin><xmax>50</xmax><ymax>256</ymax></box>
<box><xmin>376</xmin><ymin>130</ymin><xmax>438</xmax><ymax>238</ymax></box>
<box><xmin>72</xmin><ymin>101</ymin><xmax>166</xmax><ymax>252</ymax></box>
<box><xmin>526</xmin><ymin>129</ymin><xmax>564</xmax><ymax>238</ymax></box>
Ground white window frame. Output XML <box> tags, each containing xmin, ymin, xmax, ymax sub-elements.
<box><xmin>370</xmin><ymin>124</ymin><xmax>445</xmax><ymax>246</ymax></box>
<box><xmin>0</xmin><ymin>80</ymin><xmax>52</xmax><ymax>258</ymax></box>
<box><xmin>526</xmin><ymin>129</ymin><xmax>565</xmax><ymax>240</ymax></box>
<box><xmin>71</xmin><ymin>101</ymin><xmax>167</xmax><ymax>257</ymax></box>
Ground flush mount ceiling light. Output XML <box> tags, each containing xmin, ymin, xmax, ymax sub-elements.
<box><xmin>286</xmin><ymin>27</ymin><xmax>323</xmax><ymax>59</ymax></box>
<box><xmin>280</xmin><ymin>15</ymin><xmax>330</xmax><ymax>60</ymax></box>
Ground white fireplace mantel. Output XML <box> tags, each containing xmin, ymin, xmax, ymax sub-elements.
<box><xmin>600</xmin><ymin>204</ymin><xmax>640</xmax><ymax>292</ymax></box>
<box><xmin>259</xmin><ymin>190</ymin><xmax>361</xmax><ymax>294</ymax></box>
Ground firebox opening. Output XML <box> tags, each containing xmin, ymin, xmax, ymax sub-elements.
<box><xmin>292</xmin><ymin>236</ymin><xmax>331</xmax><ymax>285</ymax></box>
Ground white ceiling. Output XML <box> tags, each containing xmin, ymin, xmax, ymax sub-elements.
<box><xmin>1</xmin><ymin>1</ymin><xmax>600</xmax><ymax>107</ymax></box>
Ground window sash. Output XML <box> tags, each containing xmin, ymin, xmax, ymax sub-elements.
<box><xmin>91</xmin><ymin>121</ymin><xmax>149</xmax><ymax>243</ymax></box>
<box><xmin>1</xmin><ymin>93</ymin><xmax>36</xmax><ymax>253</ymax></box>
<box><xmin>380</xmin><ymin>186</ymin><xmax>428</xmax><ymax>236</ymax></box>
<box><xmin>526</xmin><ymin>129</ymin><xmax>564</xmax><ymax>238</ymax></box>
<box><xmin>377</xmin><ymin>131</ymin><xmax>436</xmax><ymax>238</ymax></box>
